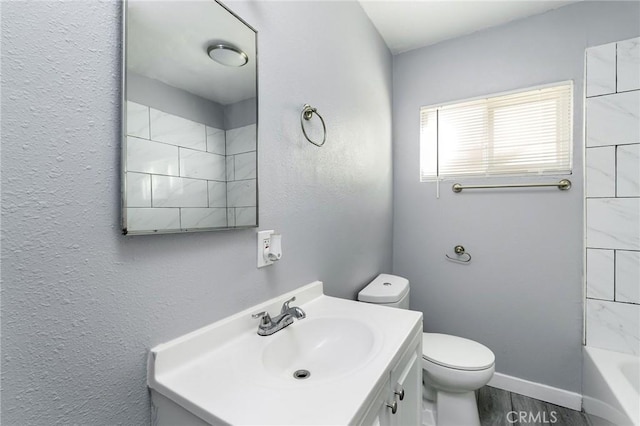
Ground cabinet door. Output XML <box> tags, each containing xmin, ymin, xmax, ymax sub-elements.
<box><xmin>393</xmin><ymin>352</ymin><xmax>421</xmax><ymax>426</ymax></box>
<box><xmin>359</xmin><ymin>381</ymin><xmax>393</xmax><ymax>426</ymax></box>
<box><xmin>375</xmin><ymin>391</ymin><xmax>395</xmax><ymax>426</ymax></box>
<box><xmin>358</xmin><ymin>333</ymin><xmax>422</xmax><ymax>426</ymax></box>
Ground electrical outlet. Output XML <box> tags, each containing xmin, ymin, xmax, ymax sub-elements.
<box><xmin>257</xmin><ymin>230</ymin><xmax>274</xmax><ymax>268</ymax></box>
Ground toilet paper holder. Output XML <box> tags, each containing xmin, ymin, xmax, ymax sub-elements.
<box><xmin>445</xmin><ymin>245</ymin><xmax>472</xmax><ymax>263</ymax></box>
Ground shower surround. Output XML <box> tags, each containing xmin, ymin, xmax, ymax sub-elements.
<box><xmin>584</xmin><ymin>37</ymin><xmax>640</xmax><ymax>356</ymax></box>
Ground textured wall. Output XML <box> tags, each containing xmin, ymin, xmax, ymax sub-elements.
<box><xmin>392</xmin><ymin>1</ymin><xmax>640</xmax><ymax>393</ymax></box>
<box><xmin>0</xmin><ymin>1</ymin><xmax>392</xmax><ymax>424</ymax></box>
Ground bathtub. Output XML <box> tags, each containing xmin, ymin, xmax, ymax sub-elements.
<box><xmin>583</xmin><ymin>346</ymin><xmax>639</xmax><ymax>426</ymax></box>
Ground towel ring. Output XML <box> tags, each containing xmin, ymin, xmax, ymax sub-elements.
<box><xmin>300</xmin><ymin>104</ymin><xmax>326</xmax><ymax>147</ymax></box>
<box><xmin>445</xmin><ymin>245</ymin><xmax>471</xmax><ymax>263</ymax></box>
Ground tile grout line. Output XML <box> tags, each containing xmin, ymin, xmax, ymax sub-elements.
<box><xmin>615</xmin><ymin>42</ymin><xmax>618</xmax><ymax>94</ymax></box>
<box><xmin>615</xmin><ymin>144</ymin><xmax>618</xmax><ymax>198</ymax></box>
<box><xmin>586</xmin><ymin>246</ymin><xmax>640</xmax><ymax>252</ymax></box>
<box><xmin>613</xmin><ymin>249</ymin><xmax>617</xmax><ymax>302</ymax></box>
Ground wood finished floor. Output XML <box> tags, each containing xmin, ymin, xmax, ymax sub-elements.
<box><xmin>477</xmin><ymin>386</ymin><xmax>589</xmax><ymax>426</ymax></box>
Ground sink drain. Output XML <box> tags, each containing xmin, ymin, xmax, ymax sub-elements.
<box><xmin>293</xmin><ymin>369</ymin><xmax>311</xmax><ymax>380</ymax></box>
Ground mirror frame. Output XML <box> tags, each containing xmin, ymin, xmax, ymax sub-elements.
<box><xmin>120</xmin><ymin>0</ymin><xmax>258</xmax><ymax>235</ymax></box>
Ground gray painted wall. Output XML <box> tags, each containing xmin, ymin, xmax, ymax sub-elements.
<box><xmin>392</xmin><ymin>1</ymin><xmax>640</xmax><ymax>393</ymax></box>
<box><xmin>127</xmin><ymin>72</ymin><xmax>257</xmax><ymax>130</ymax></box>
<box><xmin>127</xmin><ymin>72</ymin><xmax>226</xmax><ymax>129</ymax></box>
<box><xmin>1</xmin><ymin>1</ymin><xmax>392</xmax><ymax>424</ymax></box>
<box><xmin>225</xmin><ymin>96</ymin><xmax>257</xmax><ymax>130</ymax></box>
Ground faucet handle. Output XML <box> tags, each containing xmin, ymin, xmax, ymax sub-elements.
<box><xmin>252</xmin><ymin>311</ymin><xmax>271</xmax><ymax>325</ymax></box>
<box><xmin>281</xmin><ymin>296</ymin><xmax>296</xmax><ymax>313</ymax></box>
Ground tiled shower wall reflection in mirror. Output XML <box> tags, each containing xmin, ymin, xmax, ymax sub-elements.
<box><xmin>125</xmin><ymin>101</ymin><xmax>257</xmax><ymax>232</ymax></box>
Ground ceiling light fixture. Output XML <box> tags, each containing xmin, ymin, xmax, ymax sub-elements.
<box><xmin>207</xmin><ymin>44</ymin><xmax>248</xmax><ymax>67</ymax></box>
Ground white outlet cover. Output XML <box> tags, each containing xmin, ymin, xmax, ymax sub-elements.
<box><xmin>257</xmin><ymin>230</ymin><xmax>274</xmax><ymax>268</ymax></box>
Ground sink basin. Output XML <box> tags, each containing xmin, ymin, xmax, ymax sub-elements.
<box><xmin>148</xmin><ymin>281</ymin><xmax>424</xmax><ymax>425</ymax></box>
<box><xmin>261</xmin><ymin>317</ymin><xmax>377</xmax><ymax>381</ymax></box>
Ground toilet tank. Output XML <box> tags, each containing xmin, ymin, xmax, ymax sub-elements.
<box><xmin>357</xmin><ymin>274</ymin><xmax>410</xmax><ymax>309</ymax></box>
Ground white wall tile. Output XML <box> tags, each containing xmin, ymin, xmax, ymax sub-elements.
<box><xmin>235</xmin><ymin>207</ymin><xmax>256</xmax><ymax>227</ymax></box>
<box><xmin>586</xmin><ymin>299</ymin><xmax>640</xmax><ymax>355</ymax></box>
<box><xmin>586</xmin><ymin>146</ymin><xmax>616</xmax><ymax>197</ymax></box>
<box><xmin>233</xmin><ymin>151</ymin><xmax>257</xmax><ymax>180</ymax></box>
<box><xmin>616</xmin><ymin>250</ymin><xmax>640</xmax><ymax>304</ymax></box>
<box><xmin>586</xmin><ymin>43</ymin><xmax>616</xmax><ymax>97</ymax></box>
<box><xmin>617</xmin><ymin>144</ymin><xmax>640</xmax><ymax>197</ymax></box>
<box><xmin>586</xmin><ymin>249</ymin><xmax>615</xmax><ymax>300</ymax></box>
<box><xmin>152</xmin><ymin>176</ymin><xmax>208</xmax><ymax>208</ymax></box>
<box><xmin>587</xmin><ymin>198</ymin><xmax>640</xmax><ymax>250</ymax></box>
<box><xmin>584</xmin><ymin>40</ymin><xmax>640</xmax><ymax>356</ymax></box>
<box><xmin>208</xmin><ymin>181</ymin><xmax>227</xmax><ymax>208</ymax></box>
<box><xmin>150</xmin><ymin>108</ymin><xmax>206</xmax><ymax>151</ymax></box>
<box><xmin>179</xmin><ymin>148</ymin><xmax>226</xmax><ymax>181</ymax></box>
<box><xmin>586</xmin><ymin>91</ymin><xmax>640</xmax><ymax>147</ymax></box>
<box><xmin>126</xmin><ymin>172</ymin><xmax>151</xmax><ymax>208</ymax></box>
<box><xmin>226</xmin><ymin>124</ymin><xmax>256</xmax><ymax>155</ymax></box>
<box><xmin>226</xmin><ymin>156</ymin><xmax>235</xmax><ymax>181</ymax></box>
<box><xmin>227</xmin><ymin>179</ymin><xmax>256</xmax><ymax>207</ymax></box>
<box><xmin>181</xmin><ymin>208</ymin><xmax>227</xmax><ymax>229</ymax></box>
<box><xmin>126</xmin><ymin>101</ymin><xmax>150</xmax><ymax>139</ymax></box>
<box><xmin>617</xmin><ymin>38</ymin><xmax>640</xmax><ymax>92</ymax></box>
<box><xmin>206</xmin><ymin>126</ymin><xmax>226</xmax><ymax>155</ymax></box>
<box><xmin>126</xmin><ymin>136</ymin><xmax>179</xmax><ymax>176</ymax></box>
<box><xmin>126</xmin><ymin>208</ymin><xmax>180</xmax><ymax>232</ymax></box>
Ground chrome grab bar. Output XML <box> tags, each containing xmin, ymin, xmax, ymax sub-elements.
<box><xmin>452</xmin><ymin>179</ymin><xmax>571</xmax><ymax>193</ymax></box>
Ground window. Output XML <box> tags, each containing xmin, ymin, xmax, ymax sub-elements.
<box><xmin>420</xmin><ymin>82</ymin><xmax>573</xmax><ymax>181</ymax></box>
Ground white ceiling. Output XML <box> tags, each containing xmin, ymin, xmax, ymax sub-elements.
<box><xmin>127</xmin><ymin>1</ymin><xmax>256</xmax><ymax>105</ymax></box>
<box><xmin>359</xmin><ymin>0</ymin><xmax>582</xmax><ymax>55</ymax></box>
<box><xmin>127</xmin><ymin>0</ymin><xmax>582</xmax><ymax>103</ymax></box>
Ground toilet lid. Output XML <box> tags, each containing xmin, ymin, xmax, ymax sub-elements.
<box><xmin>358</xmin><ymin>274</ymin><xmax>409</xmax><ymax>304</ymax></box>
<box><xmin>422</xmin><ymin>333</ymin><xmax>495</xmax><ymax>371</ymax></box>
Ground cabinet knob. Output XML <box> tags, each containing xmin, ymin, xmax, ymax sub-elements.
<box><xmin>394</xmin><ymin>387</ymin><xmax>405</xmax><ymax>401</ymax></box>
<box><xmin>386</xmin><ymin>400</ymin><xmax>398</xmax><ymax>414</ymax></box>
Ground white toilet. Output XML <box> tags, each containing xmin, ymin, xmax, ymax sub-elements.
<box><xmin>358</xmin><ymin>274</ymin><xmax>495</xmax><ymax>426</ymax></box>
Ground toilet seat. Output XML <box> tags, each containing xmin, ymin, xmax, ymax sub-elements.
<box><xmin>422</xmin><ymin>333</ymin><xmax>495</xmax><ymax>371</ymax></box>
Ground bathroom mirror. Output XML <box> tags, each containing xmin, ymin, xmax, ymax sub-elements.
<box><xmin>121</xmin><ymin>0</ymin><xmax>257</xmax><ymax>235</ymax></box>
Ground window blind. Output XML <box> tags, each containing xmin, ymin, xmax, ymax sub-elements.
<box><xmin>420</xmin><ymin>82</ymin><xmax>573</xmax><ymax>181</ymax></box>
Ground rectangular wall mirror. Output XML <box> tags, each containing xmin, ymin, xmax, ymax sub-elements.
<box><xmin>121</xmin><ymin>0</ymin><xmax>258</xmax><ymax>235</ymax></box>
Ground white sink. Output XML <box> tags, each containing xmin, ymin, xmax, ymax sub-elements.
<box><xmin>148</xmin><ymin>281</ymin><xmax>423</xmax><ymax>425</ymax></box>
<box><xmin>261</xmin><ymin>317</ymin><xmax>377</xmax><ymax>381</ymax></box>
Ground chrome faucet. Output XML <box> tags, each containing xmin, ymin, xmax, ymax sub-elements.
<box><xmin>252</xmin><ymin>296</ymin><xmax>306</xmax><ymax>336</ymax></box>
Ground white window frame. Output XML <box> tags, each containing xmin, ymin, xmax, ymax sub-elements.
<box><xmin>419</xmin><ymin>81</ymin><xmax>573</xmax><ymax>182</ymax></box>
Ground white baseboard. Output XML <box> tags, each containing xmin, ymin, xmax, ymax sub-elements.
<box><xmin>488</xmin><ymin>372</ymin><xmax>582</xmax><ymax>411</ymax></box>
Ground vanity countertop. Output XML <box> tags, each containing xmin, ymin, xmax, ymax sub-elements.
<box><xmin>148</xmin><ymin>281</ymin><xmax>423</xmax><ymax>425</ymax></box>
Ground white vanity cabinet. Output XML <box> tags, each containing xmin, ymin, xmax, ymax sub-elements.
<box><xmin>359</xmin><ymin>331</ymin><xmax>422</xmax><ymax>426</ymax></box>
<box><xmin>148</xmin><ymin>281</ymin><xmax>423</xmax><ymax>426</ymax></box>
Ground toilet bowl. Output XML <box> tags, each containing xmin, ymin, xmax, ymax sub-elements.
<box><xmin>358</xmin><ymin>274</ymin><xmax>495</xmax><ymax>426</ymax></box>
